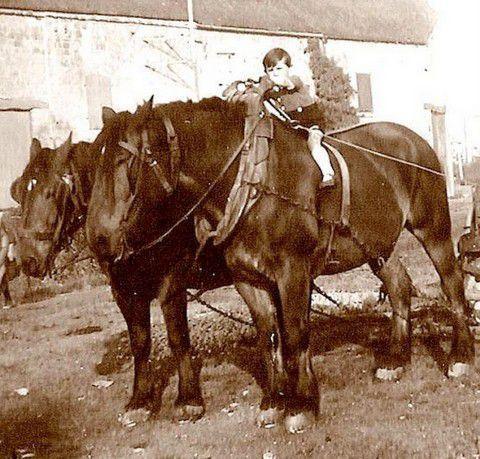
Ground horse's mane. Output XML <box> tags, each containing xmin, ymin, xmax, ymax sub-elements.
<box><xmin>151</xmin><ymin>96</ymin><xmax>247</xmax><ymax>123</ymax></box>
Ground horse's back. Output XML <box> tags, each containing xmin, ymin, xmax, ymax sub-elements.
<box><xmin>318</xmin><ymin>121</ymin><xmax>447</xmax><ymax>255</ymax></box>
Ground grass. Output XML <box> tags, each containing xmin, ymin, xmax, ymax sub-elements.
<box><xmin>0</xmin><ymin>195</ymin><xmax>477</xmax><ymax>458</ymax></box>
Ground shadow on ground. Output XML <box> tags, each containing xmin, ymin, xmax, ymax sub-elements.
<box><xmin>96</xmin><ymin>307</ymin><xmax>460</xmax><ymax>413</ymax></box>
<box><xmin>0</xmin><ymin>401</ymin><xmax>81</xmax><ymax>458</ymax></box>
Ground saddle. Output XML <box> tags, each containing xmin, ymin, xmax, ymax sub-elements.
<box><xmin>193</xmin><ymin>95</ymin><xmax>351</xmax><ymax>253</ymax></box>
<box><xmin>212</xmin><ymin>94</ymin><xmax>273</xmax><ymax>246</ymax></box>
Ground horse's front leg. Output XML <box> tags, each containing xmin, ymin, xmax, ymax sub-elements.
<box><xmin>234</xmin><ymin>280</ymin><xmax>287</xmax><ymax>428</ymax></box>
<box><xmin>276</xmin><ymin>257</ymin><xmax>318</xmax><ymax>433</ymax></box>
<box><xmin>158</xmin><ymin>271</ymin><xmax>205</xmax><ymax>421</ymax></box>
<box><xmin>112</xmin><ymin>287</ymin><xmax>153</xmax><ymax>412</ymax></box>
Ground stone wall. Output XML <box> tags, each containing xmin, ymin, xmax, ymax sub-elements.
<box><xmin>0</xmin><ymin>10</ymin><xmax>317</xmax><ymax>147</ymax></box>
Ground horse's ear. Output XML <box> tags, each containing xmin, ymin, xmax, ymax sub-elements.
<box><xmin>146</xmin><ymin>95</ymin><xmax>154</xmax><ymax>111</ymax></box>
<box><xmin>57</xmin><ymin>132</ymin><xmax>75</xmax><ymax>165</ymax></box>
<box><xmin>135</xmin><ymin>96</ymin><xmax>154</xmax><ymax>121</ymax></box>
<box><xmin>30</xmin><ymin>138</ymin><xmax>41</xmax><ymax>160</ymax></box>
<box><xmin>64</xmin><ymin>131</ymin><xmax>73</xmax><ymax>149</ymax></box>
<box><xmin>102</xmin><ymin>106</ymin><xmax>117</xmax><ymax>124</ymax></box>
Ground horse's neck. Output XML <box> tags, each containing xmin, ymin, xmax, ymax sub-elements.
<box><xmin>179</xmin><ymin>113</ymin><xmax>244</xmax><ymax>207</ymax></box>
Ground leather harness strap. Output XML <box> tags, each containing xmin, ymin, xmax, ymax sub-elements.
<box><xmin>163</xmin><ymin>116</ymin><xmax>181</xmax><ymax>189</ymax></box>
<box><xmin>118</xmin><ymin>116</ymin><xmax>180</xmax><ymax>195</ymax></box>
<box><xmin>323</xmin><ymin>142</ymin><xmax>351</xmax><ymax>227</ymax></box>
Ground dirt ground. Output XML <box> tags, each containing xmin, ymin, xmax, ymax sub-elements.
<box><xmin>2</xmin><ymin>195</ymin><xmax>480</xmax><ymax>458</ymax></box>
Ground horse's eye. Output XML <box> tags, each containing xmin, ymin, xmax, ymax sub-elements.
<box><xmin>115</xmin><ymin>156</ymin><xmax>128</xmax><ymax>167</ymax></box>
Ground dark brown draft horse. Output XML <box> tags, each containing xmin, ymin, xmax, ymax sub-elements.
<box><xmin>86</xmin><ymin>97</ymin><xmax>474</xmax><ymax>433</ymax></box>
<box><xmin>12</xmin><ymin>135</ymin><xmax>94</xmax><ymax>277</ymax></box>
<box><xmin>16</xmin><ymin>110</ymin><xmax>421</xmax><ymax>434</ymax></box>
<box><xmin>12</xmin><ymin>116</ymin><xmax>231</xmax><ymax>425</ymax></box>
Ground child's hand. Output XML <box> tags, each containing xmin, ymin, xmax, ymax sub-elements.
<box><xmin>222</xmin><ymin>80</ymin><xmax>243</xmax><ymax>101</ymax></box>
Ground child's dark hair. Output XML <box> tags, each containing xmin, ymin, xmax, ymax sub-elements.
<box><xmin>262</xmin><ymin>48</ymin><xmax>292</xmax><ymax>70</ymax></box>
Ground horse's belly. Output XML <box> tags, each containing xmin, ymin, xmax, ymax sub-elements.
<box><xmin>313</xmin><ymin>233</ymin><xmax>367</xmax><ymax>276</ymax></box>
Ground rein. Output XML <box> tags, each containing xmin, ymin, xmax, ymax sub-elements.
<box><xmin>118</xmin><ymin>100</ymin><xmax>444</xmax><ymax>259</ymax></box>
<box><xmin>264</xmin><ymin>99</ymin><xmax>446</xmax><ymax>178</ymax></box>
<box><xmin>323</xmin><ymin>135</ymin><xmax>445</xmax><ymax>177</ymax></box>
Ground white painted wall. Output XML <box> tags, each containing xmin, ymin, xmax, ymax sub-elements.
<box><xmin>326</xmin><ymin>39</ymin><xmax>432</xmax><ymax>142</ymax></box>
<box><xmin>426</xmin><ymin>0</ymin><xmax>480</xmax><ymax>160</ymax></box>
<box><xmin>194</xmin><ymin>29</ymin><xmax>314</xmax><ymax>98</ymax></box>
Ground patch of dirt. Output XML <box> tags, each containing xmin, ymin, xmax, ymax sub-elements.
<box><xmin>65</xmin><ymin>325</ymin><xmax>103</xmax><ymax>336</ymax></box>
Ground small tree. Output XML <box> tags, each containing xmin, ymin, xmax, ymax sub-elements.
<box><xmin>307</xmin><ymin>38</ymin><xmax>358</xmax><ymax>131</ymax></box>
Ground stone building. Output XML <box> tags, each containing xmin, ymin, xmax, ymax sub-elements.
<box><xmin>0</xmin><ymin>0</ymin><xmax>435</xmax><ymax>206</ymax></box>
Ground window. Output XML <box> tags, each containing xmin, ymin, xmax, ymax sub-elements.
<box><xmin>356</xmin><ymin>73</ymin><xmax>373</xmax><ymax>112</ymax></box>
<box><xmin>85</xmin><ymin>74</ymin><xmax>112</xmax><ymax>130</ymax></box>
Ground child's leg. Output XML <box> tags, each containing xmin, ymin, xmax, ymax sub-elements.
<box><xmin>308</xmin><ymin>128</ymin><xmax>335</xmax><ymax>182</ymax></box>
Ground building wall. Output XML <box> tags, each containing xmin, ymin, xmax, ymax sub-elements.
<box><xmin>0</xmin><ymin>8</ymin><xmax>432</xmax><ymax>162</ymax></box>
<box><xmin>326</xmin><ymin>39</ymin><xmax>432</xmax><ymax>141</ymax></box>
<box><xmin>0</xmin><ymin>9</ymin><xmax>317</xmax><ymax>148</ymax></box>
<box><xmin>0</xmin><ymin>10</ymin><xmax>197</xmax><ymax>146</ymax></box>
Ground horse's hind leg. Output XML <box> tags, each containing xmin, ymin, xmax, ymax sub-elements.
<box><xmin>410</xmin><ymin>225</ymin><xmax>474</xmax><ymax>376</ymax></box>
<box><xmin>2</xmin><ymin>280</ymin><xmax>12</xmax><ymax>308</ymax></box>
<box><xmin>0</xmin><ymin>265</ymin><xmax>11</xmax><ymax>308</ymax></box>
<box><xmin>369</xmin><ymin>254</ymin><xmax>412</xmax><ymax>381</ymax></box>
<box><xmin>234</xmin><ymin>280</ymin><xmax>287</xmax><ymax>428</ymax></box>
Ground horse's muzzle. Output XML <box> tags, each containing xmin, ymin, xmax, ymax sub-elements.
<box><xmin>93</xmin><ymin>234</ymin><xmax>113</xmax><ymax>262</ymax></box>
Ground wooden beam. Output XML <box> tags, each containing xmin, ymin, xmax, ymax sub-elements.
<box><xmin>425</xmin><ymin>103</ymin><xmax>454</xmax><ymax>197</ymax></box>
<box><xmin>0</xmin><ymin>98</ymin><xmax>48</xmax><ymax>111</ymax></box>
<box><xmin>424</xmin><ymin>103</ymin><xmax>446</xmax><ymax>115</ymax></box>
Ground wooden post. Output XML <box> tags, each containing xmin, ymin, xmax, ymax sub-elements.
<box><xmin>425</xmin><ymin>103</ymin><xmax>454</xmax><ymax>197</ymax></box>
<box><xmin>187</xmin><ymin>0</ymin><xmax>200</xmax><ymax>101</ymax></box>
<box><xmin>318</xmin><ymin>36</ymin><xmax>327</xmax><ymax>55</ymax></box>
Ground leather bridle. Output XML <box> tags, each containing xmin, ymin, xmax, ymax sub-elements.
<box><xmin>19</xmin><ymin>161</ymin><xmax>88</xmax><ymax>273</ymax></box>
<box><xmin>113</xmin><ymin>116</ymin><xmax>181</xmax><ymax>259</ymax></box>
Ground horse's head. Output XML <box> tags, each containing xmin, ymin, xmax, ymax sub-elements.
<box><xmin>86</xmin><ymin>97</ymin><xmax>180</xmax><ymax>265</ymax></box>
<box><xmin>15</xmin><ymin>134</ymin><xmax>81</xmax><ymax>277</ymax></box>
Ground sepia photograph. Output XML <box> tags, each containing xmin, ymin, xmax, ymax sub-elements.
<box><xmin>0</xmin><ymin>0</ymin><xmax>480</xmax><ymax>457</ymax></box>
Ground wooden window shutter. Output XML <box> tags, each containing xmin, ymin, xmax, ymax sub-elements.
<box><xmin>356</xmin><ymin>73</ymin><xmax>373</xmax><ymax>112</ymax></box>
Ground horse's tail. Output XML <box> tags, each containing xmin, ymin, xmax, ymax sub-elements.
<box><xmin>399</xmin><ymin>126</ymin><xmax>449</xmax><ymax>234</ymax></box>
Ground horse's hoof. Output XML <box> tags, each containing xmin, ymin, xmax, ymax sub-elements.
<box><xmin>174</xmin><ymin>404</ymin><xmax>205</xmax><ymax>422</ymax></box>
<box><xmin>118</xmin><ymin>407</ymin><xmax>151</xmax><ymax>427</ymax></box>
<box><xmin>284</xmin><ymin>411</ymin><xmax>315</xmax><ymax>434</ymax></box>
<box><xmin>256</xmin><ymin>407</ymin><xmax>283</xmax><ymax>429</ymax></box>
<box><xmin>375</xmin><ymin>366</ymin><xmax>404</xmax><ymax>381</ymax></box>
<box><xmin>447</xmin><ymin>362</ymin><xmax>472</xmax><ymax>378</ymax></box>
